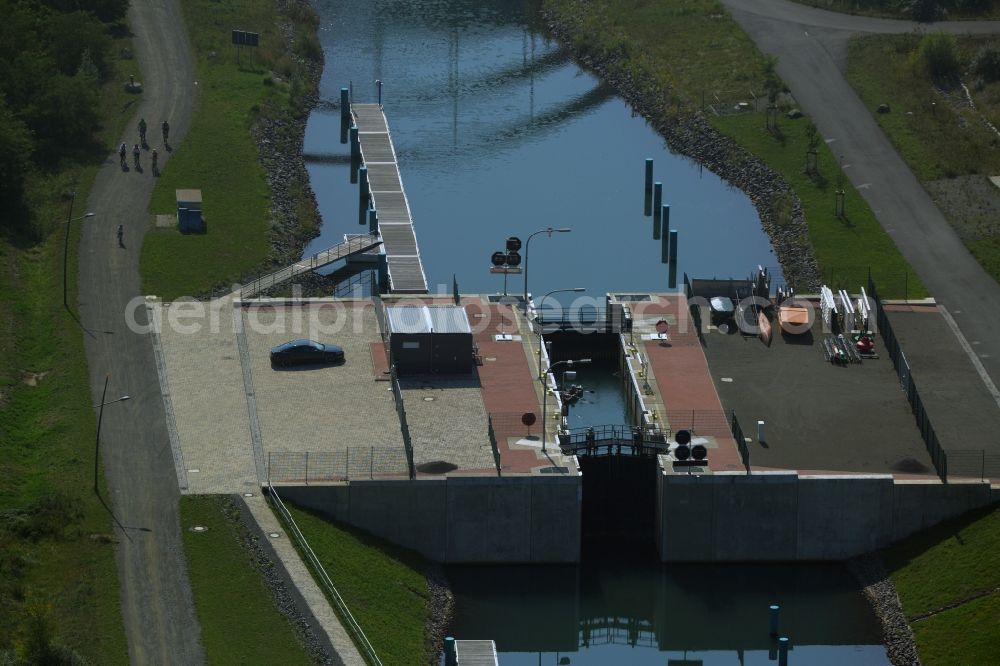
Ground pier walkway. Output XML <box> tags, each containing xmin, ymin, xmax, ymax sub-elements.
<box><xmin>352</xmin><ymin>103</ymin><xmax>428</xmax><ymax>294</ymax></box>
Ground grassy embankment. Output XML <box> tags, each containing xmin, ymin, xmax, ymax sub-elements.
<box><xmin>848</xmin><ymin>32</ymin><xmax>1000</xmax><ymax>281</ymax></box>
<box><xmin>0</xmin><ymin>32</ymin><xmax>137</xmax><ymax>666</ymax></box>
<box><xmin>140</xmin><ymin>0</ymin><xmax>321</xmax><ymax>300</ymax></box>
<box><xmin>882</xmin><ymin>504</ymin><xmax>1000</xmax><ymax>664</ymax></box>
<box><xmin>542</xmin><ymin>0</ymin><xmax>925</xmax><ymax>297</ymax></box>
<box><xmin>180</xmin><ymin>496</ymin><xmax>314</xmax><ymax>665</ymax></box>
<box><xmin>282</xmin><ymin>503</ymin><xmax>434</xmax><ymax>666</ymax></box>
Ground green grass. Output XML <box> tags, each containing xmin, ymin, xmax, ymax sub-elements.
<box><xmin>282</xmin><ymin>502</ymin><xmax>433</xmax><ymax>666</ymax></box>
<box><xmin>544</xmin><ymin>0</ymin><xmax>767</xmax><ymax>111</ymax></box>
<box><xmin>0</xmin><ymin>27</ymin><xmax>141</xmax><ymax>663</ymax></box>
<box><xmin>882</xmin><ymin>504</ymin><xmax>1000</xmax><ymax>664</ymax></box>
<box><xmin>912</xmin><ymin>593</ymin><xmax>1000</xmax><ymax>665</ymax></box>
<box><xmin>140</xmin><ymin>0</ymin><xmax>316</xmax><ymax>300</ymax></box>
<box><xmin>711</xmin><ymin>113</ymin><xmax>927</xmax><ymax>298</ymax></box>
<box><xmin>180</xmin><ymin>496</ymin><xmax>314</xmax><ymax>665</ymax></box>
<box><xmin>847</xmin><ymin>32</ymin><xmax>1000</xmax><ymax>282</ymax></box>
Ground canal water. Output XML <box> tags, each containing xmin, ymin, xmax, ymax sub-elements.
<box><xmin>305</xmin><ymin>1</ymin><xmax>886</xmax><ymax>663</ymax></box>
<box><xmin>305</xmin><ymin>0</ymin><xmax>778</xmax><ymax>303</ymax></box>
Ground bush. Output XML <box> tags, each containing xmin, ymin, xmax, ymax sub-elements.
<box><xmin>973</xmin><ymin>44</ymin><xmax>1000</xmax><ymax>82</ymax></box>
<box><xmin>920</xmin><ymin>32</ymin><xmax>961</xmax><ymax>82</ymax></box>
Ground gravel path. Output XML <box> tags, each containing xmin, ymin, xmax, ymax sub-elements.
<box><xmin>77</xmin><ymin>0</ymin><xmax>203</xmax><ymax>661</ymax></box>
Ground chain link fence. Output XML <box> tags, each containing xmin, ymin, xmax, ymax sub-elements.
<box><xmin>266</xmin><ymin>448</ymin><xmax>410</xmax><ymax>483</ymax></box>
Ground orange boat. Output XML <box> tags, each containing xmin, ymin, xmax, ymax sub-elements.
<box><xmin>778</xmin><ymin>303</ymin><xmax>810</xmax><ymax>334</ymax></box>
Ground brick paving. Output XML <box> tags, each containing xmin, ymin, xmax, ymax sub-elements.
<box><xmin>632</xmin><ymin>294</ymin><xmax>745</xmax><ymax>473</ymax></box>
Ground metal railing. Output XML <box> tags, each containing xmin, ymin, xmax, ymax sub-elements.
<box><xmin>486</xmin><ymin>415</ymin><xmax>502</xmax><ymax>476</ymax></box>
<box><xmin>731</xmin><ymin>411</ymin><xmax>750</xmax><ymax>474</ymax></box>
<box><xmin>868</xmin><ymin>276</ymin><xmax>947</xmax><ymax>480</ymax></box>
<box><xmin>663</xmin><ymin>409</ymin><xmax>732</xmax><ymax>439</ymax></box>
<box><xmin>240</xmin><ymin>233</ymin><xmax>381</xmax><ymax>299</ymax></box>
<box><xmin>267</xmin><ymin>484</ymin><xmax>383</xmax><ymax>666</ymax></box>
<box><xmin>389</xmin><ymin>364</ymin><xmax>416</xmax><ymax>479</ymax></box>
<box><xmin>266</xmin><ymin>449</ymin><xmax>410</xmax><ymax>483</ymax></box>
<box><xmin>557</xmin><ymin>424</ymin><xmax>670</xmax><ymax>457</ymax></box>
<box><xmin>683</xmin><ymin>273</ymin><xmax>705</xmax><ymax>344</ymax></box>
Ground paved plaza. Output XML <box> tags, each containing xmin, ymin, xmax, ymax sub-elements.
<box><xmin>152</xmin><ymin>298</ymin><xmax>257</xmax><ymax>493</ymax></box>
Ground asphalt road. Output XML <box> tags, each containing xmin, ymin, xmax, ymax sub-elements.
<box><xmin>77</xmin><ymin>0</ymin><xmax>204</xmax><ymax>661</ymax></box>
<box><xmin>722</xmin><ymin>0</ymin><xmax>1000</xmax><ymax>388</ymax></box>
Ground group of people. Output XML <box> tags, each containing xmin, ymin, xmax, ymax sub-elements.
<box><xmin>118</xmin><ymin>118</ymin><xmax>169</xmax><ymax>172</ymax></box>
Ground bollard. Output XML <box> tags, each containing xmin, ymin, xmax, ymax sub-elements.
<box><xmin>661</xmin><ymin>205</ymin><xmax>671</xmax><ymax>263</ymax></box>
<box><xmin>758</xmin><ymin>420</ymin><xmax>766</xmax><ymax>444</ymax></box>
<box><xmin>667</xmin><ymin>229</ymin><xmax>678</xmax><ymax>289</ymax></box>
<box><xmin>653</xmin><ymin>182</ymin><xmax>663</xmax><ymax>239</ymax></box>
<box><xmin>769</xmin><ymin>604</ymin><xmax>780</xmax><ymax>636</ymax></box>
<box><xmin>349</xmin><ymin>125</ymin><xmax>360</xmax><ymax>183</ymax></box>
<box><xmin>367</xmin><ymin>207</ymin><xmax>378</xmax><ymax>232</ymax></box>
<box><xmin>358</xmin><ymin>166</ymin><xmax>369</xmax><ymax>226</ymax></box>
<box><xmin>376</xmin><ymin>79</ymin><xmax>383</xmax><ymax>107</ymax></box>
<box><xmin>644</xmin><ymin>158</ymin><xmax>654</xmax><ymax>216</ymax></box>
<box><xmin>444</xmin><ymin>636</ymin><xmax>457</xmax><ymax>666</ymax></box>
<box><xmin>778</xmin><ymin>636</ymin><xmax>789</xmax><ymax>666</ymax></box>
<box><xmin>340</xmin><ymin>87</ymin><xmax>350</xmax><ymax>144</ymax></box>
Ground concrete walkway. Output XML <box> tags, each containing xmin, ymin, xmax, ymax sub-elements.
<box><xmin>243</xmin><ymin>494</ymin><xmax>367</xmax><ymax>666</ymax></box>
<box><xmin>721</xmin><ymin>0</ymin><xmax>1000</xmax><ymax>405</ymax></box>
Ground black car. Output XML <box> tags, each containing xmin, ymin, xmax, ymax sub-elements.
<box><xmin>270</xmin><ymin>339</ymin><xmax>345</xmax><ymax>367</ymax></box>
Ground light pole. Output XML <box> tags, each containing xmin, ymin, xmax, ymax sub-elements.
<box><xmin>523</xmin><ymin>227</ymin><xmax>571</xmax><ymax>308</ymax></box>
<box><xmin>94</xmin><ymin>374</ymin><xmax>130</xmax><ymax>494</ymax></box>
<box><xmin>63</xmin><ymin>191</ymin><xmax>95</xmax><ymax>309</ymax></box>
<box><xmin>542</xmin><ymin>358</ymin><xmax>591</xmax><ymax>453</ymax></box>
<box><xmin>536</xmin><ymin>287</ymin><xmax>584</xmax><ymax>379</ymax></box>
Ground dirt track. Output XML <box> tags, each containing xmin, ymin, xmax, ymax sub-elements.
<box><xmin>77</xmin><ymin>0</ymin><xmax>204</xmax><ymax>661</ymax></box>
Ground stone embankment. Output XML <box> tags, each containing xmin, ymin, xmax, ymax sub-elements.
<box><xmin>848</xmin><ymin>553</ymin><xmax>922</xmax><ymax>666</ymax></box>
<box><xmin>541</xmin><ymin>10</ymin><xmax>821</xmax><ymax>292</ymax></box>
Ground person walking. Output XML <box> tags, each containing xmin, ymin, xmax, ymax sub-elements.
<box><xmin>161</xmin><ymin>120</ymin><xmax>170</xmax><ymax>145</ymax></box>
<box><xmin>151</xmin><ymin>148</ymin><xmax>158</xmax><ymax>173</ymax></box>
<box><xmin>138</xmin><ymin>118</ymin><xmax>147</xmax><ymax>146</ymax></box>
<box><xmin>117</xmin><ymin>224</ymin><xmax>124</xmax><ymax>248</ymax></box>
<box><xmin>118</xmin><ymin>142</ymin><xmax>127</xmax><ymax>168</ymax></box>
<box><xmin>132</xmin><ymin>143</ymin><xmax>141</xmax><ymax>169</ymax></box>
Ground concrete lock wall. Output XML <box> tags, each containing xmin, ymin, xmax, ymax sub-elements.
<box><xmin>276</xmin><ymin>475</ymin><xmax>582</xmax><ymax>563</ymax></box>
<box><xmin>658</xmin><ymin>471</ymin><xmax>999</xmax><ymax>562</ymax></box>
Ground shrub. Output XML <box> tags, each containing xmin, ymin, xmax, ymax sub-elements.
<box><xmin>920</xmin><ymin>32</ymin><xmax>961</xmax><ymax>82</ymax></box>
<box><xmin>972</xmin><ymin>44</ymin><xmax>1000</xmax><ymax>82</ymax></box>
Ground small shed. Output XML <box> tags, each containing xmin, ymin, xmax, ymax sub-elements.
<box><xmin>387</xmin><ymin>305</ymin><xmax>473</xmax><ymax>375</ymax></box>
<box><xmin>176</xmin><ymin>189</ymin><xmax>205</xmax><ymax>233</ymax></box>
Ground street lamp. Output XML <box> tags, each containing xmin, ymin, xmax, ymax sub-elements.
<box><xmin>536</xmin><ymin>287</ymin><xmax>584</xmax><ymax>379</ymax></box>
<box><xmin>63</xmin><ymin>190</ymin><xmax>95</xmax><ymax>309</ymax></box>
<box><xmin>523</xmin><ymin>227</ymin><xmax>571</xmax><ymax>308</ymax></box>
<box><xmin>542</xmin><ymin>358</ymin><xmax>591</xmax><ymax>453</ymax></box>
<box><xmin>94</xmin><ymin>374</ymin><xmax>130</xmax><ymax>494</ymax></box>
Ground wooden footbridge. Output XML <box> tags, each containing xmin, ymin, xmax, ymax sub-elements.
<box><xmin>352</xmin><ymin>103</ymin><xmax>428</xmax><ymax>294</ymax></box>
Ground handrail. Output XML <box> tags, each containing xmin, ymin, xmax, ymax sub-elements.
<box><xmin>267</xmin><ymin>483</ymin><xmax>384</xmax><ymax>666</ymax></box>
<box><xmin>240</xmin><ymin>233</ymin><xmax>381</xmax><ymax>299</ymax></box>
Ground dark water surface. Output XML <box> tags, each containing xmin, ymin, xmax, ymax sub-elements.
<box><xmin>305</xmin><ymin>2</ymin><xmax>885</xmax><ymax>663</ymax></box>
<box><xmin>305</xmin><ymin>0</ymin><xmax>778</xmax><ymax>303</ymax></box>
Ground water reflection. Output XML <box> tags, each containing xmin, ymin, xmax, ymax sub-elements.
<box><xmin>448</xmin><ymin>560</ymin><xmax>889</xmax><ymax>664</ymax></box>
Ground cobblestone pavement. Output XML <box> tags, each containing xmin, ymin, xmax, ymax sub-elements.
<box><xmin>154</xmin><ymin>300</ymin><xmax>258</xmax><ymax>493</ymax></box>
<box><xmin>243</xmin><ymin>302</ymin><xmax>405</xmax><ymax>466</ymax></box>
<box><xmin>399</xmin><ymin>375</ymin><xmax>496</xmax><ymax>472</ymax></box>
